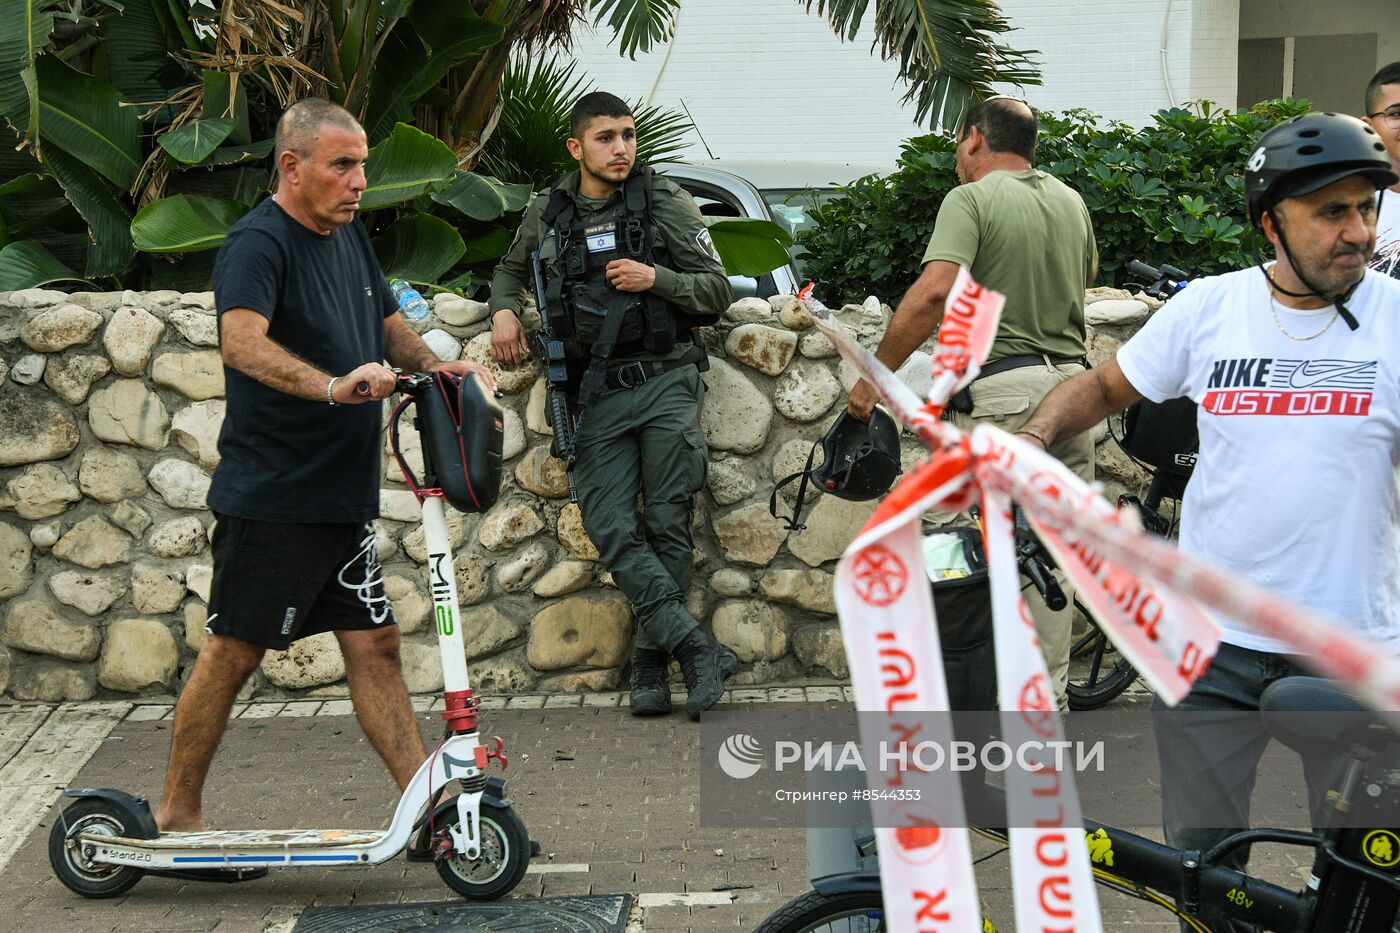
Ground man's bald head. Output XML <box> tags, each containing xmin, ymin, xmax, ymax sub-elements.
<box><xmin>960</xmin><ymin>96</ymin><xmax>1038</xmax><ymax>162</ymax></box>
<box><xmin>275</xmin><ymin>98</ymin><xmax>364</xmax><ymax>160</ymax></box>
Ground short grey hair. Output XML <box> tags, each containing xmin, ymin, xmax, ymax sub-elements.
<box><xmin>274</xmin><ymin>98</ymin><xmax>363</xmax><ymax>159</ymax></box>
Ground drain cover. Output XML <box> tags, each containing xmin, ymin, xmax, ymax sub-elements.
<box><xmin>292</xmin><ymin>894</ymin><xmax>632</xmax><ymax>932</ymax></box>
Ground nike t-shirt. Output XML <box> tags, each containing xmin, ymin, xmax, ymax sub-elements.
<box><xmin>1373</xmin><ymin>189</ymin><xmax>1400</xmax><ymax>279</ymax></box>
<box><xmin>1116</xmin><ymin>266</ymin><xmax>1400</xmax><ymax>653</ymax></box>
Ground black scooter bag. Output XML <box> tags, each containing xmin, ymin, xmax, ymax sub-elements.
<box><xmin>414</xmin><ymin>372</ymin><xmax>504</xmax><ymax>514</ymax></box>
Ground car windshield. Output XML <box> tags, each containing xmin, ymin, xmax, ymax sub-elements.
<box><xmin>762</xmin><ymin>187</ymin><xmax>835</xmax><ymax>276</ymax></box>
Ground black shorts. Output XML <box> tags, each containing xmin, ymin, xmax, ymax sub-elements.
<box><xmin>206</xmin><ymin>515</ymin><xmax>396</xmax><ymax>650</ymax></box>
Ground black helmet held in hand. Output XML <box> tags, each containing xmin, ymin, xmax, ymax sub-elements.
<box><xmin>812</xmin><ymin>409</ymin><xmax>902</xmax><ymax>500</ymax></box>
<box><xmin>1244</xmin><ymin>112</ymin><xmax>1397</xmax><ymax>227</ymax></box>
<box><xmin>770</xmin><ymin>408</ymin><xmax>902</xmax><ymax>531</ymax></box>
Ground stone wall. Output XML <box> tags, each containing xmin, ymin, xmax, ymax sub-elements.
<box><xmin>0</xmin><ymin>286</ymin><xmax>1158</xmax><ymax>702</ymax></box>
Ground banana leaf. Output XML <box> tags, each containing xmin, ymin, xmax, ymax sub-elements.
<box><xmin>131</xmin><ymin>194</ymin><xmax>248</xmax><ymax>252</ymax></box>
<box><xmin>372</xmin><ymin>213</ymin><xmax>466</xmax><ymax>283</ymax></box>
<box><xmin>360</xmin><ymin>122</ymin><xmax>458</xmax><ymax>212</ymax></box>
<box><xmin>0</xmin><ymin>240</ymin><xmax>87</xmax><ymax>290</ymax></box>
<box><xmin>0</xmin><ymin>0</ymin><xmax>58</xmax><ymax>143</ymax></box>
<box><xmin>36</xmin><ymin>54</ymin><xmax>142</xmax><ymax>189</ymax></box>
<box><xmin>158</xmin><ymin>117</ymin><xmax>235</xmax><ymax>164</ymax></box>
<box><xmin>430</xmin><ymin>171</ymin><xmax>533</xmax><ymax>222</ymax></box>
<box><xmin>705</xmin><ymin>218</ymin><xmax>793</xmax><ymax>277</ymax></box>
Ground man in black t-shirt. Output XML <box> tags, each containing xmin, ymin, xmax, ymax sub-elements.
<box><xmin>155</xmin><ymin>98</ymin><xmax>495</xmax><ymax>836</ymax></box>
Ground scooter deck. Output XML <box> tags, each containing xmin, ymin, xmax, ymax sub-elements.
<box><xmin>80</xmin><ymin>828</ymin><xmax>383</xmax><ymax>850</ymax></box>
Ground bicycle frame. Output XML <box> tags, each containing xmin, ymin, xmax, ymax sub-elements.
<box><xmin>809</xmin><ymin>761</ymin><xmax>1400</xmax><ymax>933</ymax></box>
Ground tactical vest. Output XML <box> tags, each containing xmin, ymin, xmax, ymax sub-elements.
<box><xmin>537</xmin><ymin>165</ymin><xmax>679</xmax><ymax>365</ymax></box>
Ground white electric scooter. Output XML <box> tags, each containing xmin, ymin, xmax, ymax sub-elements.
<box><xmin>49</xmin><ymin>372</ymin><xmax>529</xmax><ymax>901</ymax></box>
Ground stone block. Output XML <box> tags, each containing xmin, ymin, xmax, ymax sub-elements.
<box><xmin>103</xmin><ymin>306</ymin><xmax>166</xmax><ymax>375</ymax></box>
<box><xmin>151</xmin><ymin>350</ymin><xmax>225</xmax><ymax>400</ymax></box>
<box><xmin>556</xmin><ymin>502</ymin><xmax>599</xmax><ymax>561</ymax></box>
<box><xmin>49</xmin><ymin>570</ymin><xmax>128</xmax><ymax>616</ymax></box>
<box><xmin>20</xmin><ymin>304</ymin><xmax>103</xmax><ymax>352</ymax></box>
<box><xmin>462</xmin><ymin>605</ymin><xmax>525</xmax><ymax>661</ymax></box>
<box><xmin>88</xmin><ymin>379</ymin><xmax>171</xmax><ymax>449</ymax></box>
<box><xmin>792</xmin><ymin>623</ymin><xmax>848</xmax><ymax>677</ymax></box>
<box><xmin>7</xmin><ymin>659</ymin><xmax>95</xmax><ymax>702</ymax></box>
<box><xmin>700</xmin><ymin>357</ymin><xmax>772</xmax><ymax>454</ymax></box>
<box><xmin>532</xmin><ymin>560</ymin><xmax>593</xmax><ymax>598</ymax></box>
<box><xmin>527</xmin><ymin>593</ymin><xmax>631</xmax><ymax>670</ymax></box>
<box><xmin>6</xmin><ymin>463</ymin><xmax>80</xmax><ymax>519</ymax></box>
<box><xmin>44</xmin><ymin>353</ymin><xmax>111</xmax><ymax>404</ymax></box>
<box><xmin>99</xmin><ymin>618</ymin><xmax>179</xmax><ymax>693</ymax></box>
<box><xmin>79</xmin><ymin>448</ymin><xmax>149</xmax><ymax>502</ymax></box>
<box><xmin>148</xmin><ymin>458</ymin><xmax>211</xmax><ymax>510</ymax></box>
<box><xmin>130</xmin><ymin>563</ymin><xmax>185</xmax><ymax>614</ymax></box>
<box><xmin>149</xmin><ymin>517</ymin><xmax>207</xmax><ymax>558</ymax></box>
<box><xmin>477</xmin><ymin>502</ymin><xmax>543</xmax><ymax>551</ymax></box>
<box><xmin>52</xmin><ymin>515</ymin><xmax>133</xmax><ymax>569</ymax></box>
<box><xmin>170</xmin><ymin>400</ymin><xmax>225</xmax><ymax>468</ymax></box>
<box><xmin>712</xmin><ymin>600</ymin><xmax>789</xmax><ymax>662</ymax></box>
<box><xmin>261</xmin><ymin>631</ymin><xmax>346</xmax><ymax>689</ymax></box>
<box><xmin>0</xmin><ymin>392</ymin><xmax>80</xmax><ymax>466</ymax></box>
<box><xmin>1</xmin><ymin>600</ymin><xmax>102</xmax><ymax>661</ymax></box>
<box><xmin>712</xmin><ymin>502</ymin><xmax>787</xmax><ymax>567</ymax></box>
<box><xmin>725</xmin><ymin>324</ymin><xmax>798</xmax><ymax>376</ymax></box>
<box><xmin>0</xmin><ymin>522</ymin><xmax>33</xmax><ymax>599</ymax></box>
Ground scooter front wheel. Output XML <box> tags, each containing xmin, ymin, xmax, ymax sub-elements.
<box><xmin>48</xmin><ymin>798</ymin><xmax>145</xmax><ymax>898</ymax></box>
<box><xmin>435</xmin><ymin>798</ymin><xmax>529</xmax><ymax>900</ymax></box>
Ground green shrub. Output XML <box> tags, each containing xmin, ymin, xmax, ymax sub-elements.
<box><xmin>799</xmin><ymin>99</ymin><xmax>1313</xmax><ymax>303</ymax></box>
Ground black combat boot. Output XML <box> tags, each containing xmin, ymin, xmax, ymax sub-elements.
<box><xmin>629</xmin><ymin>648</ymin><xmax>672</xmax><ymax>717</ymax></box>
<box><xmin>674</xmin><ymin>629</ymin><xmax>739</xmax><ymax>721</ymax></box>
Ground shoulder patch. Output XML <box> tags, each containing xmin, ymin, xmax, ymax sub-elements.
<box><xmin>696</xmin><ymin>227</ymin><xmax>722</xmax><ymax>264</ymax></box>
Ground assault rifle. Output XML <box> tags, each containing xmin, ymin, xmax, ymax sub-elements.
<box><xmin>530</xmin><ymin>250</ymin><xmax>579</xmax><ymax>502</ymax></box>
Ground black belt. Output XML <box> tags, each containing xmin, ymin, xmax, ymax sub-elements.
<box><xmin>977</xmin><ymin>354</ymin><xmax>1087</xmax><ymax>380</ymax></box>
<box><xmin>604</xmin><ymin>347</ymin><xmax>704</xmax><ymax>390</ymax></box>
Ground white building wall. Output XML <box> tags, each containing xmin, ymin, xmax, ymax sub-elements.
<box><xmin>994</xmin><ymin>0</ymin><xmax>1238</xmax><ymax>122</ymax></box>
<box><xmin>556</xmin><ymin>2</ymin><xmax>922</xmax><ymax>165</ymax></box>
<box><xmin>553</xmin><ymin>0</ymin><xmax>1240</xmax><ymax>164</ymax></box>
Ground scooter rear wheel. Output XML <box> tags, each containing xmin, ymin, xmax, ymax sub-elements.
<box><xmin>48</xmin><ymin>798</ymin><xmax>145</xmax><ymax>898</ymax></box>
<box><xmin>435</xmin><ymin>798</ymin><xmax>530</xmax><ymax>900</ymax></box>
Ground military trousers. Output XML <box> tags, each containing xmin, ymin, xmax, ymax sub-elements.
<box><xmin>949</xmin><ymin>357</ymin><xmax>1094</xmax><ymax>710</ymax></box>
<box><xmin>573</xmin><ymin>364</ymin><xmax>709</xmax><ymax>654</ymax></box>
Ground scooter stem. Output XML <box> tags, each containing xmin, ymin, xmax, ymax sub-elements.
<box><xmin>421</xmin><ymin>494</ymin><xmax>470</xmax><ymax>693</ymax></box>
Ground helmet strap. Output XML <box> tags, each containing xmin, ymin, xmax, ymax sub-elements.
<box><xmin>1259</xmin><ymin>208</ymin><xmax>1361</xmax><ymax>331</ymax></box>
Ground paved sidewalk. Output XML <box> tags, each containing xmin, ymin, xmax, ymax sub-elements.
<box><xmin>0</xmin><ymin>689</ymin><xmax>1312</xmax><ymax>933</ymax></box>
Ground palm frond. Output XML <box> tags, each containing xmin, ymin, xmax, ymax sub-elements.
<box><xmin>478</xmin><ymin>54</ymin><xmax>693</xmax><ymax>192</ymax></box>
<box><xmin>805</xmin><ymin>0</ymin><xmax>1040</xmax><ymax>132</ymax></box>
<box><xmin>590</xmin><ymin>0</ymin><xmax>680</xmax><ymax>60</ymax></box>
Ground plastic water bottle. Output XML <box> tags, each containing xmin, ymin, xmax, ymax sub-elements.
<box><xmin>389</xmin><ymin>278</ymin><xmax>430</xmax><ymax>321</ymax></box>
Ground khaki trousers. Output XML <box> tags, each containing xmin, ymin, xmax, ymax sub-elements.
<box><xmin>950</xmin><ymin>358</ymin><xmax>1094</xmax><ymax>710</ymax></box>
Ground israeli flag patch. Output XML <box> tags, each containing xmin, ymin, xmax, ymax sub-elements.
<box><xmin>586</xmin><ymin>230</ymin><xmax>617</xmax><ymax>253</ymax></box>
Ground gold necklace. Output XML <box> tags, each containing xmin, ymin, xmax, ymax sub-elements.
<box><xmin>1267</xmin><ymin>278</ymin><xmax>1338</xmax><ymax>341</ymax></box>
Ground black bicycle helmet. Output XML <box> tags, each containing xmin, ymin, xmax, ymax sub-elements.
<box><xmin>770</xmin><ymin>408</ymin><xmax>902</xmax><ymax>531</ymax></box>
<box><xmin>1244</xmin><ymin>112</ymin><xmax>1397</xmax><ymax>227</ymax></box>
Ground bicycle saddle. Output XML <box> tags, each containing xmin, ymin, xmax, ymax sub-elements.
<box><xmin>1259</xmin><ymin>676</ymin><xmax>1392</xmax><ymax>757</ymax></box>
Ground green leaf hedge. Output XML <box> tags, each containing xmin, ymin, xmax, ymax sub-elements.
<box><xmin>798</xmin><ymin>99</ymin><xmax>1313</xmax><ymax>302</ymax></box>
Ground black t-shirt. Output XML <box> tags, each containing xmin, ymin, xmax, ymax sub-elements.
<box><xmin>208</xmin><ymin>197</ymin><xmax>397</xmax><ymax>523</ymax></box>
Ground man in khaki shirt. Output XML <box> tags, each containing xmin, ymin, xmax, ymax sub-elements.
<box><xmin>847</xmin><ymin>97</ymin><xmax>1098</xmax><ymax>708</ymax></box>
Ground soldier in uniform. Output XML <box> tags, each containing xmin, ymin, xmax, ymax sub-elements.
<box><xmin>488</xmin><ymin>92</ymin><xmax>737</xmax><ymax>720</ymax></box>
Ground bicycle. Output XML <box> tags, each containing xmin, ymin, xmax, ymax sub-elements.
<box><xmin>1064</xmin><ymin>259</ymin><xmax>1197</xmax><ymax>711</ymax></box>
<box><xmin>754</xmin><ymin>676</ymin><xmax>1400</xmax><ymax>933</ymax></box>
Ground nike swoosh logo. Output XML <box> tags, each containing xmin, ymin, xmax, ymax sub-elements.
<box><xmin>1286</xmin><ymin>360</ymin><xmax>1375</xmax><ymax>389</ymax></box>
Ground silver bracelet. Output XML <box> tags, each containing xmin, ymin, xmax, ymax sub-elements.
<box><xmin>326</xmin><ymin>376</ymin><xmax>340</xmax><ymax>406</ymax></box>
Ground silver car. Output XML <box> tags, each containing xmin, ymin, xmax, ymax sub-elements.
<box><xmin>657</xmin><ymin>160</ymin><xmax>890</xmax><ymax>299</ymax></box>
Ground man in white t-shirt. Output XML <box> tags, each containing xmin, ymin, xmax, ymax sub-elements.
<box><xmin>1364</xmin><ymin>62</ymin><xmax>1400</xmax><ymax>278</ymax></box>
<box><xmin>1015</xmin><ymin>112</ymin><xmax>1400</xmax><ymax>933</ymax></box>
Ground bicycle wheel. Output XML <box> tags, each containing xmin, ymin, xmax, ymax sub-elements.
<box><xmin>754</xmin><ymin>889</ymin><xmax>999</xmax><ymax>933</ymax></box>
<box><xmin>754</xmin><ymin>889</ymin><xmax>886</xmax><ymax>933</ymax></box>
<box><xmin>1066</xmin><ymin>599</ymin><xmax>1138</xmax><ymax>711</ymax></box>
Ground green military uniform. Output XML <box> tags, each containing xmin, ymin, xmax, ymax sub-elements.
<box><xmin>489</xmin><ymin>168</ymin><xmax>734</xmax><ymax>660</ymax></box>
